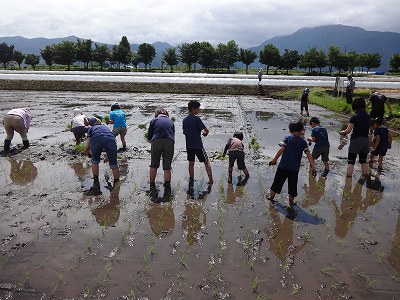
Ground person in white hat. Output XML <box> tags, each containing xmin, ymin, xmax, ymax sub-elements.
<box><xmin>70</xmin><ymin>108</ymin><xmax>89</xmax><ymax>145</ymax></box>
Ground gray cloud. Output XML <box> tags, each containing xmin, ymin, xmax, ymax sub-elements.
<box><xmin>1</xmin><ymin>0</ymin><xmax>399</xmax><ymax>47</ymax></box>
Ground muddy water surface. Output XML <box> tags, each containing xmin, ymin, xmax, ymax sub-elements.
<box><xmin>1</xmin><ymin>91</ymin><xmax>400</xmax><ymax>299</ymax></box>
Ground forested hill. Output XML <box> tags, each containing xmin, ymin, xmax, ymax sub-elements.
<box><xmin>249</xmin><ymin>24</ymin><xmax>400</xmax><ymax>71</ymax></box>
<box><xmin>1</xmin><ymin>24</ymin><xmax>400</xmax><ymax>70</ymax></box>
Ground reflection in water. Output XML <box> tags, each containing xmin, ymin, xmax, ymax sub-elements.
<box><xmin>147</xmin><ymin>203</ymin><xmax>175</xmax><ymax>237</ymax></box>
<box><xmin>226</xmin><ymin>175</ymin><xmax>248</xmax><ymax>204</ymax></box>
<box><xmin>387</xmin><ymin>213</ymin><xmax>400</xmax><ymax>272</ymax></box>
<box><xmin>9</xmin><ymin>159</ymin><xmax>38</xmax><ymax>185</ymax></box>
<box><xmin>90</xmin><ymin>182</ymin><xmax>121</xmax><ymax>227</ymax></box>
<box><xmin>266</xmin><ymin>204</ymin><xmax>308</xmax><ymax>262</ymax></box>
<box><xmin>302</xmin><ymin>171</ymin><xmax>327</xmax><ymax>208</ymax></box>
<box><xmin>70</xmin><ymin>161</ymin><xmax>91</xmax><ymax>184</ymax></box>
<box><xmin>333</xmin><ymin>177</ymin><xmax>363</xmax><ymax>239</ymax></box>
<box><xmin>182</xmin><ymin>181</ymin><xmax>211</xmax><ymax>245</ymax></box>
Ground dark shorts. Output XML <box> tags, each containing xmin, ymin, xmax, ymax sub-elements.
<box><xmin>72</xmin><ymin>126</ymin><xmax>89</xmax><ymax>140</ymax></box>
<box><xmin>371</xmin><ymin>147</ymin><xmax>387</xmax><ymax>156</ymax></box>
<box><xmin>150</xmin><ymin>138</ymin><xmax>175</xmax><ymax>170</ymax></box>
<box><xmin>228</xmin><ymin>150</ymin><xmax>246</xmax><ymax>170</ymax></box>
<box><xmin>348</xmin><ymin>137</ymin><xmax>369</xmax><ymax>165</ymax></box>
<box><xmin>186</xmin><ymin>148</ymin><xmax>209</xmax><ymax>162</ymax></box>
<box><xmin>346</xmin><ymin>90</ymin><xmax>353</xmax><ymax>104</ymax></box>
<box><xmin>370</xmin><ymin>111</ymin><xmax>384</xmax><ymax>120</ymax></box>
<box><xmin>300</xmin><ymin>102</ymin><xmax>309</xmax><ymax>111</ymax></box>
<box><xmin>270</xmin><ymin>168</ymin><xmax>299</xmax><ymax>198</ymax></box>
<box><xmin>90</xmin><ymin>136</ymin><xmax>118</xmax><ymax>169</ymax></box>
<box><xmin>312</xmin><ymin>146</ymin><xmax>330</xmax><ymax>162</ymax></box>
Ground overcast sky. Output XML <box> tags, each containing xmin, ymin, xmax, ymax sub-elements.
<box><xmin>1</xmin><ymin>0</ymin><xmax>399</xmax><ymax>48</ymax></box>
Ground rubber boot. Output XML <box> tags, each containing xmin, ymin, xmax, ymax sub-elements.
<box><xmin>23</xmin><ymin>140</ymin><xmax>30</xmax><ymax>148</ymax></box>
<box><xmin>4</xmin><ymin>139</ymin><xmax>11</xmax><ymax>154</ymax></box>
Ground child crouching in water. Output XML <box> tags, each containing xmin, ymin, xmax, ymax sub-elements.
<box><xmin>268</xmin><ymin>121</ymin><xmax>316</xmax><ymax>206</ymax></box>
<box><xmin>369</xmin><ymin>117</ymin><xmax>392</xmax><ymax>171</ymax></box>
<box><xmin>223</xmin><ymin>131</ymin><xmax>249</xmax><ymax>183</ymax></box>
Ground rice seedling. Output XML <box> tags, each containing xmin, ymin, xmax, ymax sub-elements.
<box><xmin>74</xmin><ymin>143</ymin><xmax>85</xmax><ymax>154</ymax></box>
<box><xmin>320</xmin><ymin>266</ymin><xmax>336</xmax><ymax>277</ymax></box>
<box><xmin>291</xmin><ymin>283</ymin><xmax>302</xmax><ymax>295</ymax></box>
<box><xmin>103</xmin><ymin>115</ymin><xmax>110</xmax><ymax>123</ymax></box>
<box><xmin>138</xmin><ymin>123</ymin><xmax>147</xmax><ymax>129</ymax></box>
<box><xmin>392</xmin><ymin>274</ymin><xmax>400</xmax><ymax>282</ymax></box>
<box><xmin>252</xmin><ymin>276</ymin><xmax>260</xmax><ymax>293</ymax></box>
<box><xmin>376</xmin><ymin>249</ymin><xmax>386</xmax><ymax>263</ymax></box>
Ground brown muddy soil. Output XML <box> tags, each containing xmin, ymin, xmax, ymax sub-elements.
<box><xmin>1</xmin><ymin>90</ymin><xmax>400</xmax><ymax>299</ymax></box>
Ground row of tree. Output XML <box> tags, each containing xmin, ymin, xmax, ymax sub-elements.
<box><xmin>1</xmin><ymin>37</ymin><xmax>400</xmax><ymax>73</ymax></box>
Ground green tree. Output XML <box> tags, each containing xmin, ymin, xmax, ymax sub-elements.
<box><xmin>363</xmin><ymin>52</ymin><xmax>381</xmax><ymax>73</ymax></box>
<box><xmin>299</xmin><ymin>47</ymin><xmax>319</xmax><ymax>73</ymax></box>
<box><xmin>389</xmin><ymin>54</ymin><xmax>400</xmax><ymax>71</ymax></box>
<box><xmin>0</xmin><ymin>42</ymin><xmax>14</xmax><ymax>68</ymax></box>
<box><xmin>280</xmin><ymin>49</ymin><xmax>300</xmax><ymax>74</ymax></box>
<box><xmin>335</xmin><ymin>53</ymin><xmax>350</xmax><ymax>74</ymax></box>
<box><xmin>162</xmin><ymin>48</ymin><xmax>179</xmax><ymax>72</ymax></box>
<box><xmin>315</xmin><ymin>49</ymin><xmax>327</xmax><ymax>73</ymax></box>
<box><xmin>117</xmin><ymin>36</ymin><xmax>132</xmax><ymax>68</ymax></box>
<box><xmin>53</xmin><ymin>41</ymin><xmax>76</xmax><ymax>70</ymax></box>
<box><xmin>259</xmin><ymin>44</ymin><xmax>280</xmax><ymax>74</ymax></box>
<box><xmin>25</xmin><ymin>53</ymin><xmax>40</xmax><ymax>70</ymax></box>
<box><xmin>239</xmin><ymin>48</ymin><xmax>257</xmax><ymax>74</ymax></box>
<box><xmin>178</xmin><ymin>42</ymin><xmax>201</xmax><ymax>72</ymax></box>
<box><xmin>92</xmin><ymin>43</ymin><xmax>110</xmax><ymax>70</ymax></box>
<box><xmin>198</xmin><ymin>41</ymin><xmax>217</xmax><ymax>72</ymax></box>
<box><xmin>76</xmin><ymin>39</ymin><xmax>92</xmax><ymax>69</ymax></box>
<box><xmin>327</xmin><ymin>46</ymin><xmax>341</xmax><ymax>74</ymax></box>
<box><xmin>40</xmin><ymin>45</ymin><xmax>54</xmax><ymax>70</ymax></box>
<box><xmin>13</xmin><ymin>50</ymin><xmax>25</xmax><ymax>69</ymax></box>
<box><xmin>131</xmin><ymin>51</ymin><xmax>141</xmax><ymax>71</ymax></box>
<box><xmin>347</xmin><ymin>51</ymin><xmax>360</xmax><ymax>74</ymax></box>
<box><xmin>217</xmin><ymin>40</ymin><xmax>239</xmax><ymax>71</ymax></box>
<box><xmin>138</xmin><ymin>43</ymin><xmax>156</xmax><ymax>70</ymax></box>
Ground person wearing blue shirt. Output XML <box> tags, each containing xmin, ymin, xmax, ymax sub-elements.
<box><xmin>340</xmin><ymin>97</ymin><xmax>370</xmax><ymax>177</ymax></box>
<box><xmin>84</xmin><ymin>117</ymin><xmax>120</xmax><ymax>195</ymax></box>
<box><xmin>147</xmin><ymin>107</ymin><xmax>175</xmax><ymax>201</ymax></box>
<box><xmin>267</xmin><ymin>121</ymin><xmax>316</xmax><ymax>206</ymax></box>
<box><xmin>182</xmin><ymin>100</ymin><xmax>213</xmax><ymax>184</ymax></box>
<box><xmin>307</xmin><ymin>117</ymin><xmax>330</xmax><ymax>178</ymax></box>
<box><xmin>107</xmin><ymin>102</ymin><xmax>127</xmax><ymax>151</ymax></box>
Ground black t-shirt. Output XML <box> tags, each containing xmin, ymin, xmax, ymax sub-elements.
<box><xmin>369</xmin><ymin>94</ymin><xmax>387</xmax><ymax>116</ymax></box>
<box><xmin>349</xmin><ymin>111</ymin><xmax>370</xmax><ymax>140</ymax></box>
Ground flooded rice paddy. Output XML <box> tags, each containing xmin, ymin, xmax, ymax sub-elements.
<box><xmin>0</xmin><ymin>90</ymin><xmax>400</xmax><ymax>299</ymax></box>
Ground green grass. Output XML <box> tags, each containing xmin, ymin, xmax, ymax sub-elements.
<box><xmin>270</xmin><ymin>87</ymin><xmax>400</xmax><ymax>131</ymax></box>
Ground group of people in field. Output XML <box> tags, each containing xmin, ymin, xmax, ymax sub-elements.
<box><xmin>1</xmin><ymin>90</ymin><xmax>393</xmax><ymax>207</ymax></box>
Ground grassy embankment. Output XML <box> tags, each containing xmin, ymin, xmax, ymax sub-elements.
<box><xmin>269</xmin><ymin>87</ymin><xmax>400</xmax><ymax>132</ymax></box>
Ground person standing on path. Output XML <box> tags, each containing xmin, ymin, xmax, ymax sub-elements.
<box><xmin>3</xmin><ymin>107</ymin><xmax>31</xmax><ymax>154</ymax></box>
<box><xmin>258</xmin><ymin>68</ymin><xmax>263</xmax><ymax>83</ymax></box>
<box><xmin>366</xmin><ymin>91</ymin><xmax>393</xmax><ymax>120</ymax></box>
<box><xmin>147</xmin><ymin>107</ymin><xmax>175</xmax><ymax>201</ymax></box>
<box><xmin>107</xmin><ymin>102</ymin><xmax>127</xmax><ymax>151</ymax></box>
<box><xmin>182</xmin><ymin>100</ymin><xmax>213</xmax><ymax>184</ymax></box>
<box><xmin>346</xmin><ymin>74</ymin><xmax>356</xmax><ymax>104</ymax></box>
<box><xmin>300</xmin><ymin>88</ymin><xmax>310</xmax><ymax>117</ymax></box>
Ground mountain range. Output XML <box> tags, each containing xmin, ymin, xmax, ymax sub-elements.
<box><xmin>1</xmin><ymin>24</ymin><xmax>400</xmax><ymax>71</ymax></box>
